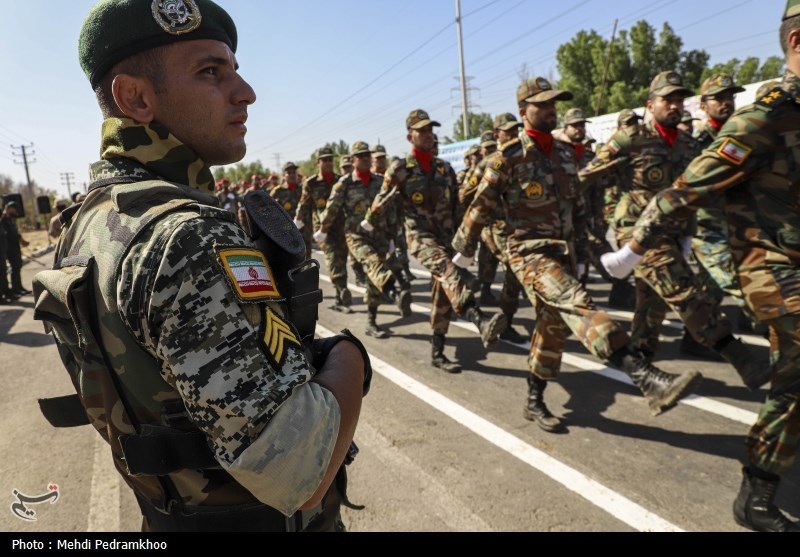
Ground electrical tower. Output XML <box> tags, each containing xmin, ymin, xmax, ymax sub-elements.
<box><xmin>60</xmin><ymin>172</ymin><xmax>75</xmax><ymax>198</ymax></box>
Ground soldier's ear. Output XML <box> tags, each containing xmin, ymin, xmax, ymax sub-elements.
<box><xmin>790</xmin><ymin>28</ymin><xmax>800</xmax><ymax>53</ymax></box>
<box><xmin>111</xmin><ymin>73</ymin><xmax>156</xmax><ymax>123</ymax></box>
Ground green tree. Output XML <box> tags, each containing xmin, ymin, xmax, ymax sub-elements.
<box><xmin>214</xmin><ymin>160</ymin><xmax>271</xmax><ymax>183</ymax></box>
<box><xmin>758</xmin><ymin>56</ymin><xmax>785</xmax><ymax>80</ymax></box>
<box><xmin>445</xmin><ymin>112</ymin><xmax>494</xmax><ymax>143</ymax></box>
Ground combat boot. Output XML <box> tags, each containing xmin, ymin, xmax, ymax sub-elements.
<box><xmin>332</xmin><ymin>287</ymin><xmax>353</xmax><ymax>314</ymax></box>
<box><xmin>464</xmin><ymin>303</ymin><xmax>508</xmax><ymax>348</ymax></box>
<box><xmin>384</xmin><ymin>282</ymin><xmax>412</xmax><ymax>317</ymax></box>
<box><xmin>480</xmin><ymin>283</ymin><xmax>498</xmax><ymax>306</ymax></box>
<box><xmin>716</xmin><ymin>336</ymin><xmax>773</xmax><ymax>390</ymax></box>
<box><xmin>733</xmin><ymin>467</ymin><xmax>800</xmax><ymax>532</ymax></box>
<box><xmin>607</xmin><ymin>278</ymin><xmax>636</xmax><ymax>311</ymax></box>
<box><xmin>403</xmin><ymin>263</ymin><xmax>417</xmax><ymax>283</ymax></box>
<box><xmin>364</xmin><ymin>307</ymin><xmax>389</xmax><ymax>339</ymax></box>
<box><xmin>499</xmin><ymin>316</ymin><xmax>527</xmax><ymax>344</ymax></box>
<box><xmin>523</xmin><ymin>375</ymin><xmax>564</xmax><ymax>432</ymax></box>
<box><xmin>680</xmin><ymin>328</ymin><xmax>723</xmax><ymax>361</ymax></box>
<box><xmin>609</xmin><ymin>346</ymin><xmax>703</xmax><ymax>415</ymax></box>
<box><xmin>353</xmin><ymin>263</ymin><xmax>367</xmax><ymax>287</ymax></box>
<box><xmin>431</xmin><ymin>333</ymin><xmax>462</xmax><ymax>374</ymax></box>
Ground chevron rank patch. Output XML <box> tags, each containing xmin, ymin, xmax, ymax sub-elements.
<box><xmin>218</xmin><ymin>248</ymin><xmax>281</xmax><ymax>301</ymax></box>
<box><xmin>717</xmin><ymin>137</ymin><xmax>752</xmax><ymax>165</ymax></box>
<box><xmin>263</xmin><ymin>308</ymin><xmax>301</xmax><ymax>365</ymax></box>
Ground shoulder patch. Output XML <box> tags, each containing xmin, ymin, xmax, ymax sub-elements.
<box><xmin>756</xmin><ymin>88</ymin><xmax>789</xmax><ymax>109</ymax></box>
<box><xmin>217</xmin><ymin>247</ymin><xmax>282</xmax><ymax>301</ymax></box>
<box><xmin>716</xmin><ymin>137</ymin><xmax>753</xmax><ymax>166</ymax></box>
<box><xmin>262</xmin><ymin>307</ymin><xmax>302</xmax><ymax>366</ymax></box>
<box><xmin>607</xmin><ymin>140</ymin><xmax>622</xmax><ymax>155</ymax></box>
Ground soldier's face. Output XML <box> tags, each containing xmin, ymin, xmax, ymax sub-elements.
<box><xmin>284</xmin><ymin>169</ymin><xmax>297</xmax><ymax>184</ymax></box>
<box><xmin>408</xmin><ymin>125</ymin><xmax>436</xmax><ymax>152</ymax></box>
<box><xmin>521</xmin><ymin>100</ymin><xmax>557</xmax><ymax>132</ymax></box>
<box><xmin>482</xmin><ymin>145</ymin><xmax>497</xmax><ymax>156</ymax></box>
<box><xmin>148</xmin><ymin>40</ymin><xmax>256</xmax><ymax>165</ymax></box>
<box><xmin>319</xmin><ymin>158</ymin><xmax>334</xmax><ymax>173</ymax></box>
<box><xmin>496</xmin><ymin>128</ymin><xmax>517</xmax><ymax>144</ymax></box>
<box><xmin>354</xmin><ymin>153</ymin><xmax>372</xmax><ymax>172</ymax></box>
<box><xmin>372</xmin><ymin>156</ymin><xmax>387</xmax><ymax>173</ymax></box>
<box><xmin>701</xmin><ymin>91</ymin><xmax>736</xmax><ymax>123</ymax></box>
<box><xmin>648</xmin><ymin>93</ymin><xmax>684</xmax><ymax>128</ymax></box>
<box><xmin>565</xmin><ymin>122</ymin><xmax>586</xmax><ymax>142</ymax></box>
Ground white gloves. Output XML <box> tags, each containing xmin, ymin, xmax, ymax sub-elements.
<box><xmin>680</xmin><ymin>236</ymin><xmax>693</xmax><ymax>261</ymax></box>
<box><xmin>388</xmin><ymin>240</ymin><xmax>396</xmax><ymax>253</ymax></box>
<box><xmin>576</xmin><ymin>262</ymin><xmax>586</xmax><ymax>278</ymax></box>
<box><xmin>600</xmin><ymin>244</ymin><xmax>642</xmax><ymax>279</ymax></box>
<box><xmin>452</xmin><ymin>252</ymin><xmax>472</xmax><ymax>269</ymax></box>
<box><xmin>313</xmin><ymin>229</ymin><xmax>327</xmax><ymax>243</ymax></box>
<box><xmin>360</xmin><ymin>219</ymin><xmax>374</xmax><ymax>232</ymax></box>
<box><xmin>293</xmin><ymin>218</ymin><xmax>305</xmax><ymax>230</ymax></box>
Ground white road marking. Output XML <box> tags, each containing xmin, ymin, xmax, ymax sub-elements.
<box><xmin>318</xmin><ymin>324</ymin><xmax>683</xmax><ymax>532</ymax></box>
<box><xmin>87</xmin><ymin>434</ymin><xmax>120</xmax><ymax>532</ymax></box>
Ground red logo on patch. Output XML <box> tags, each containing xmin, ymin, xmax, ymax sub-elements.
<box><xmin>249</xmin><ymin>267</ymin><xmax>258</xmax><ymax>280</ymax></box>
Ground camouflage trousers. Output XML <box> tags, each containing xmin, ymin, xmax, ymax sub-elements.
<box><xmin>409</xmin><ymin>232</ymin><xmax>475</xmax><ymax>335</ymax></box>
<box><xmin>746</xmin><ymin>313</ymin><xmax>800</xmax><ymax>476</ymax></box>
<box><xmin>480</xmin><ymin>224</ymin><xmax>522</xmax><ymax>317</ymax></box>
<box><xmin>477</xmin><ymin>238</ymin><xmax>499</xmax><ymax>285</ymax></box>
<box><xmin>389</xmin><ymin>225</ymin><xmax>411</xmax><ymax>268</ymax></box>
<box><xmin>618</xmin><ymin>231</ymin><xmax>732</xmax><ymax>356</ymax></box>
<box><xmin>346</xmin><ymin>234</ymin><xmax>395</xmax><ymax>308</ymax></box>
<box><xmin>508</xmin><ymin>249</ymin><xmax>629</xmax><ymax>379</ymax></box>
<box><xmin>319</xmin><ymin>226</ymin><xmax>349</xmax><ymax>292</ymax></box>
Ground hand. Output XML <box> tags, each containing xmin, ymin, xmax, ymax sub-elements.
<box><xmin>360</xmin><ymin>219</ymin><xmax>374</xmax><ymax>232</ymax></box>
<box><xmin>388</xmin><ymin>159</ymin><xmax>408</xmax><ymax>184</ymax></box>
<box><xmin>313</xmin><ymin>229</ymin><xmax>327</xmax><ymax>243</ymax></box>
<box><xmin>452</xmin><ymin>252</ymin><xmax>472</xmax><ymax>269</ymax></box>
<box><xmin>600</xmin><ymin>244</ymin><xmax>642</xmax><ymax>279</ymax></box>
<box><xmin>293</xmin><ymin>218</ymin><xmax>305</xmax><ymax>230</ymax></box>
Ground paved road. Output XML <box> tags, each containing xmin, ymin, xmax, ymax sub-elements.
<box><xmin>2</xmin><ymin>247</ymin><xmax>798</xmax><ymax>532</ymax></box>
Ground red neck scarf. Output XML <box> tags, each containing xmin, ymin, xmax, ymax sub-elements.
<box><xmin>412</xmin><ymin>147</ymin><xmax>433</xmax><ymax>173</ymax></box>
<box><xmin>285</xmin><ymin>182</ymin><xmax>297</xmax><ymax>191</ymax></box>
<box><xmin>321</xmin><ymin>171</ymin><xmax>335</xmax><ymax>184</ymax></box>
<box><xmin>573</xmin><ymin>143</ymin><xmax>585</xmax><ymax>161</ymax></box>
<box><xmin>525</xmin><ymin>128</ymin><xmax>554</xmax><ymax>157</ymax></box>
<box><xmin>708</xmin><ymin>117</ymin><xmax>724</xmax><ymax>131</ymax></box>
<box><xmin>653</xmin><ymin>120</ymin><xmax>679</xmax><ymax>148</ymax></box>
<box><xmin>356</xmin><ymin>169</ymin><xmax>372</xmax><ymax>186</ymax></box>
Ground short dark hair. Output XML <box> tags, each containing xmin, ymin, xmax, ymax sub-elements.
<box><xmin>780</xmin><ymin>14</ymin><xmax>800</xmax><ymax>54</ymax></box>
<box><xmin>94</xmin><ymin>47</ymin><xmax>167</xmax><ymax>118</ymax></box>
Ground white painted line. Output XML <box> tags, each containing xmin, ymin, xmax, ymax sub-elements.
<box><xmin>317</xmin><ymin>324</ymin><xmax>683</xmax><ymax>532</ymax></box>
<box><xmin>87</xmin><ymin>434</ymin><xmax>120</xmax><ymax>532</ymax></box>
<box><xmin>318</xmin><ymin>271</ymin><xmax>760</xmax><ymax>427</ymax></box>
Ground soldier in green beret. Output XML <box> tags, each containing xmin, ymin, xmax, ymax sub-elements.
<box><xmin>35</xmin><ymin>0</ymin><xmax>369</xmax><ymax>532</ymax></box>
<box><xmin>618</xmin><ymin>3</ymin><xmax>800</xmax><ymax>531</ymax></box>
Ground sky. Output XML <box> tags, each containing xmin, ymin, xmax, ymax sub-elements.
<box><xmin>0</xmin><ymin>0</ymin><xmax>786</xmax><ymax>199</ymax></box>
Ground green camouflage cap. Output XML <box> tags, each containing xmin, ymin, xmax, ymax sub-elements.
<box><xmin>350</xmin><ymin>141</ymin><xmax>371</xmax><ymax>156</ymax></box>
<box><xmin>464</xmin><ymin>144</ymin><xmax>481</xmax><ymax>157</ymax></box>
<box><xmin>316</xmin><ymin>147</ymin><xmax>334</xmax><ymax>160</ymax></box>
<box><xmin>681</xmin><ymin>110</ymin><xmax>699</xmax><ymax>124</ymax></box>
<box><xmin>649</xmin><ymin>71</ymin><xmax>694</xmax><ymax>97</ymax></box>
<box><xmin>700</xmin><ymin>75</ymin><xmax>746</xmax><ymax>97</ymax></box>
<box><xmin>563</xmin><ymin>107</ymin><xmax>590</xmax><ymax>125</ymax></box>
<box><xmin>617</xmin><ymin>108</ymin><xmax>642</xmax><ymax>126</ymax></box>
<box><xmin>480</xmin><ymin>130</ymin><xmax>497</xmax><ymax>148</ymax></box>
<box><xmin>406</xmin><ymin>109</ymin><xmax>441</xmax><ymax>130</ymax></box>
<box><xmin>339</xmin><ymin>155</ymin><xmax>353</xmax><ymax>166</ymax></box>
<box><xmin>785</xmin><ymin>0</ymin><xmax>800</xmax><ymax>18</ymax></box>
<box><xmin>371</xmin><ymin>144</ymin><xmax>387</xmax><ymax>157</ymax></box>
<box><xmin>517</xmin><ymin>76</ymin><xmax>573</xmax><ymax>104</ymax></box>
<box><xmin>282</xmin><ymin>161</ymin><xmax>297</xmax><ymax>171</ymax></box>
<box><xmin>80</xmin><ymin>0</ymin><xmax>237</xmax><ymax>88</ymax></box>
<box><xmin>493</xmin><ymin>112</ymin><xmax>522</xmax><ymax>131</ymax></box>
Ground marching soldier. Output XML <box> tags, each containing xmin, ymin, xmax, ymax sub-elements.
<box><xmin>367</xmin><ymin>109</ymin><xmax>508</xmax><ymax>373</ymax></box>
<box><xmin>610</xmin><ymin>3</ymin><xmax>800</xmax><ymax>530</ymax></box>
<box><xmin>452</xmin><ymin>77</ymin><xmax>703</xmax><ymax>431</ymax></box>
<box><xmin>271</xmin><ymin>161</ymin><xmax>310</xmax><ymax>257</ymax></box>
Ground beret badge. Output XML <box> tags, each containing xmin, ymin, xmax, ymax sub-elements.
<box><xmin>151</xmin><ymin>0</ymin><xmax>202</xmax><ymax>35</ymax></box>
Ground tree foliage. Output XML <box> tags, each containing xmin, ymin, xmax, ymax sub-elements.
<box><xmin>445</xmin><ymin>112</ymin><xmax>494</xmax><ymax>143</ymax></box>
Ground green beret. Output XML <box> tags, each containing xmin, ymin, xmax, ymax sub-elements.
<box><xmin>80</xmin><ymin>0</ymin><xmax>237</xmax><ymax>88</ymax></box>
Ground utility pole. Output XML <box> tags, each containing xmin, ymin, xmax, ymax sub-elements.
<box><xmin>12</xmin><ymin>143</ymin><xmax>36</xmax><ymax>226</ymax></box>
<box><xmin>60</xmin><ymin>172</ymin><xmax>75</xmax><ymax>198</ymax></box>
<box><xmin>595</xmin><ymin>19</ymin><xmax>618</xmax><ymax>117</ymax></box>
<box><xmin>273</xmin><ymin>153</ymin><xmax>282</xmax><ymax>171</ymax></box>
<box><xmin>455</xmin><ymin>0</ymin><xmax>470</xmax><ymax>142</ymax></box>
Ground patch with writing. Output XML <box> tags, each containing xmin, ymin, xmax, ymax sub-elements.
<box><xmin>218</xmin><ymin>248</ymin><xmax>281</xmax><ymax>301</ymax></box>
<box><xmin>151</xmin><ymin>0</ymin><xmax>201</xmax><ymax>35</ymax></box>
<box><xmin>411</xmin><ymin>191</ymin><xmax>425</xmax><ymax>205</ymax></box>
<box><xmin>484</xmin><ymin>169</ymin><xmax>500</xmax><ymax>185</ymax></box>
<box><xmin>492</xmin><ymin>159</ymin><xmax>503</xmax><ymax>171</ymax></box>
<box><xmin>716</xmin><ymin>137</ymin><xmax>752</xmax><ymax>165</ymax></box>
<box><xmin>646</xmin><ymin>167</ymin><xmax>665</xmax><ymax>183</ymax></box>
<box><xmin>524</xmin><ymin>181</ymin><xmax>544</xmax><ymax>200</ymax></box>
<box><xmin>262</xmin><ymin>308</ymin><xmax>301</xmax><ymax>366</ymax></box>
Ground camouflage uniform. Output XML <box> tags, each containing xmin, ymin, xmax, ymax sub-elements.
<box><xmin>581</xmin><ymin>72</ymin><xmax>733</xmax><ymax>358</ymax></box>
<box><xmin>630</xmin><ymin>68</ymin><xmax>800</xmax><ymax>532</ymax></box>
<box><xmin>33</xmin><ymin>118</ymin><xmax>357</xmax><ymax>531</ymax></box>
<box><xmin>270</xmin><ymin>163</ymin><xmax>309</xmax><ymax>258</ymax></box>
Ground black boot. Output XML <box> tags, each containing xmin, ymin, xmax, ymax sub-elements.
<box><xmin>680</xmin><ymin>328</ymin><xmax>723</xmax><ymax>361</ymax></box>
<box><xmin>480</xmin><ymin>283</ymin><xmax>498</xmax><ymax>306</ymax></box>
<box><xmin>464</xmin><ymin>303</ymin><xmax>508</xmax><ymax>348</ymax></box>
<box><xmin>523</xmin><ymin>375</ymin><xmax>564</xmax><ymax>432</ymax></box>
<box><xmin>332</xmin><ymin>287</ymin><xmax>354</xmax><ymax>314</ymax></box>
<box><xmin>353</xmin><ymin>264</ymin><xmax>367</xmax><ymax>287</ymax></box>
<box><xmin>607</xmin><ymin>278</ymin><xmax>636</xmax><ymax>311</ymax></box>
<box><xmin>403</xmin><ymin>263</ymin><xmax>417</xmax><ymax>283</ymax></box>
<box><xmin>384</xmin><ymin>281</ymin><xmax>412</xmax><ymax>317</ymax></box>
<box><xmin>365</xmin><ymin>307</ymin><xmax>389</xmax><ymax>339</ymax></box>
<box><xmin>609</xmin><ymin>347</ymin><xmax>703</xmax><ymax>415</ymax></box>
<box><xmin>431</xmin><ymin>333</ymin><xmax>462</xmax><ymax>373</ymax></box>
<box><xmin>499</xmin><ymin>315</ymin><xmax>527</xmax><ymax>344</ymax></box>
<box><xmin>733</xmin><ymin>467</ymin><xmax>800</xmax><ymax>532</ymax></box>
<box><xmin>715</xmin><ymin>336</ymin><xmax>773</xmax><ymax>390</ymax></box>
